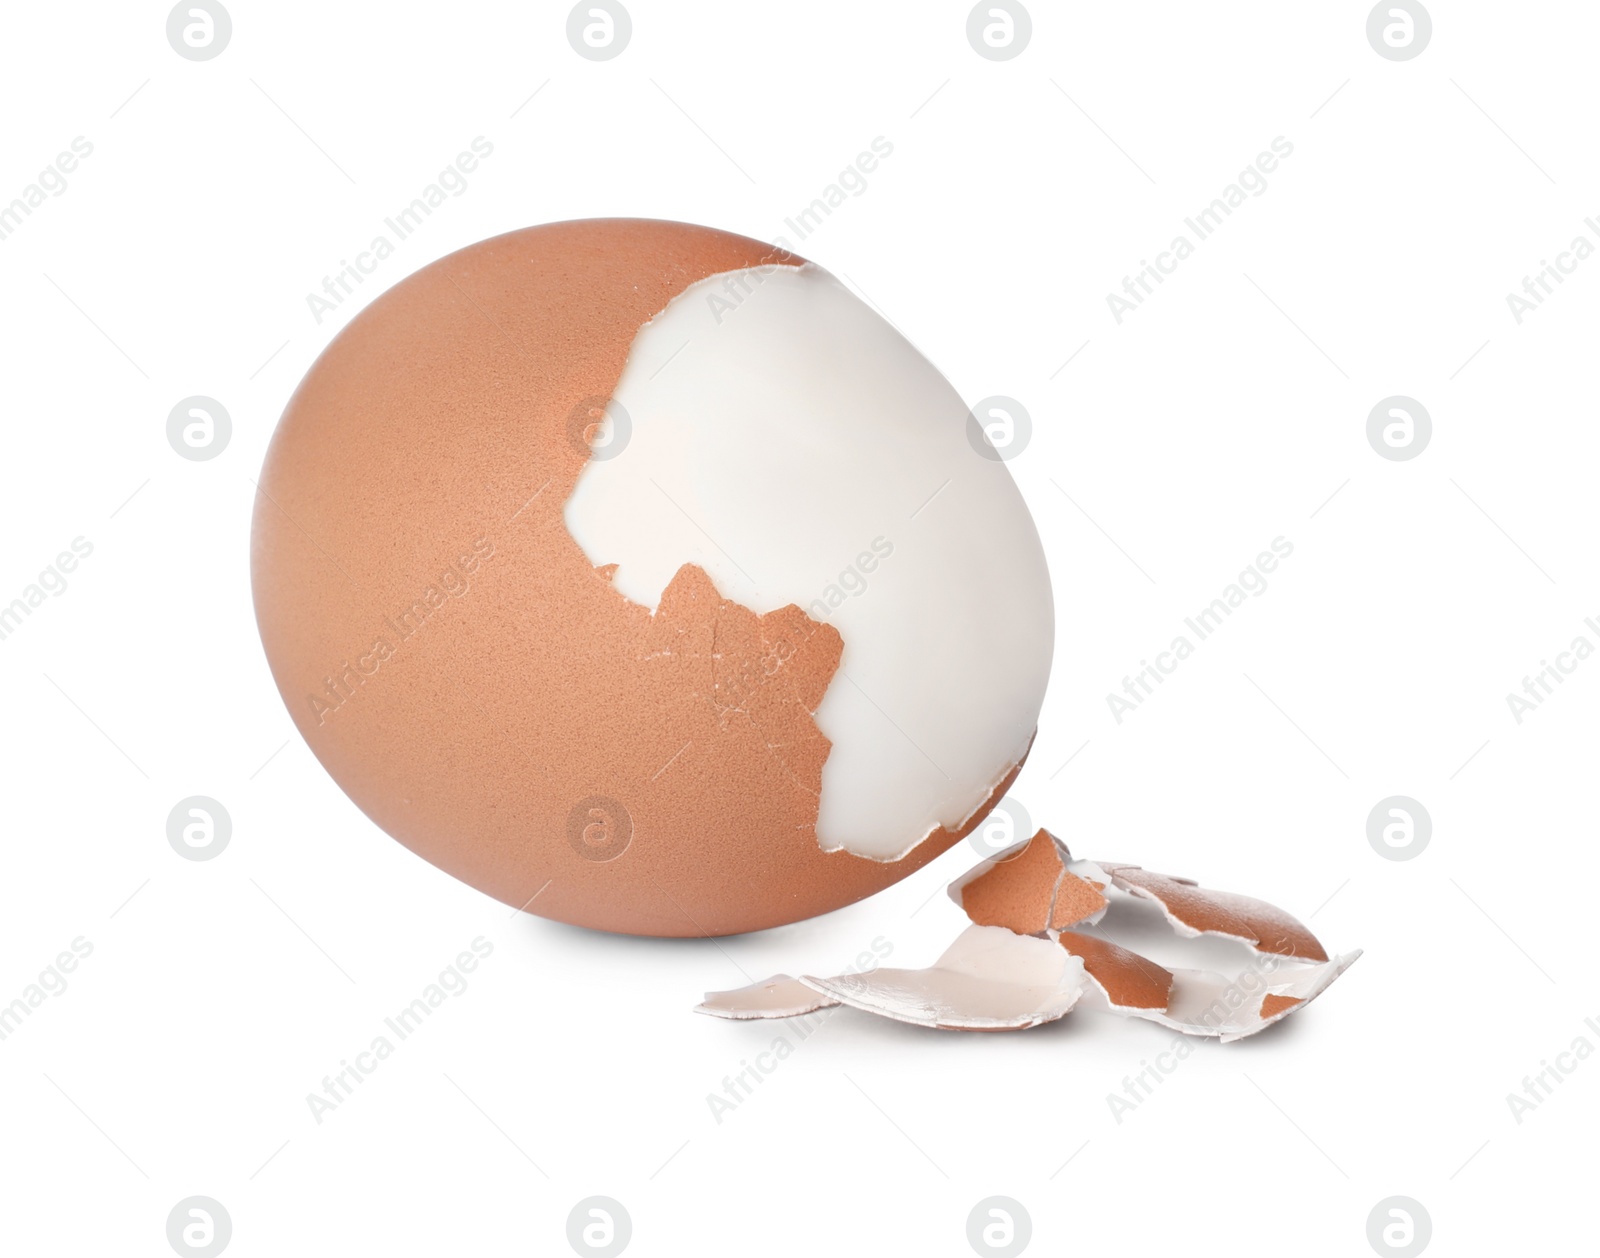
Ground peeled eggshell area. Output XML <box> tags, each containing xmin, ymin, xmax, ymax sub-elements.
<box><xmin>565</xmin><ymin>262</ymin><xmax>1053</xmax><ymax>860</ymax></box>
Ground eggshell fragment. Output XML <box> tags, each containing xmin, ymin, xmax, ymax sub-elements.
<box><xmin>1154</xmin><ymin>952</ymin><xmax>1361</xmax><ymax>1042</ymax></box>
<box><xmin>1051</xmin><ymin>869</ymin><xmax>1111</xmax><ymax>930</ymax></box>
<box><xmin>697</xmin><ymin>975</ymin><xmax>838</xmax><ymax>1020</ymax></box>
<box><xmin>798</xmin><ymin>925</ymin><xmax>1088</xmax><ymax>1031</ymax></box>
<box><xmin>1055</xmin><ymin>930</ymin><xmax>1174</xmax><ymax>1011</ymax></box>
<box><xmin>948</xmin><ymin>829</ymin><xmax>1107</xmax><ymax>935</ymax></box>
<box><xmin>1066</xmin><ymin>860</ymin><xmax>1354</xmax><ymax>1036</ymax></box>
<box><xmin>1102</xmin><ymin>865</ymin><xmax>1328</xmax><ymax>962</ymax></box>
<box><xmin>694</xmin><ymin>838</ymin><xmax>1358</xmax><ymax>1041</ymax></box>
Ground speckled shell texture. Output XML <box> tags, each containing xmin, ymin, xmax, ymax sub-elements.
<box><xmin>251</xmin><ymin>219</ymin><xmax>1027</xmax><ymax>936</ymax></box>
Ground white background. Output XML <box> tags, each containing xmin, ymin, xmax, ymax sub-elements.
<box><xmin>1</xmin><ymin>2</ymin><xmax>1594</xmax><ymax>1254</ymax></box>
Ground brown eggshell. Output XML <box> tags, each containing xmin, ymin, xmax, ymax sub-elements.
<box><xmin>1105</xmin><ymin>865</ymin><xmax>1329</xmax><ymax>962</ymax></box>
<box><xmin>952</xmin><ymin>828</ymin><xmax>1107</xmax><ymax>935</ymax></box>
<box><xmin>1055</xmin><ymin>930</ymin><xmax>1174</xmax><ymax>1011</ymax></box>
<box><xmin>252</xmin><ymin>219</ymin><xmax>1029</xmax><ymax>937</ymax></box>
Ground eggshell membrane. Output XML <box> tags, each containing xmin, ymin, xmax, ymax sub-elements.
<box><xmin>698</xmin><ymin>975</ymin><xmax>837</xmax><ymax>1020</ymax></box>
<box><xmin>799</xmin><ymin>925</ymin><xmax>1087</xmax><ymax>1031</ymax></box>
<box><xmin>252</xmin><ymin>219</ymin><xmax>1030</xmax><ymax>937</ymax></box>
